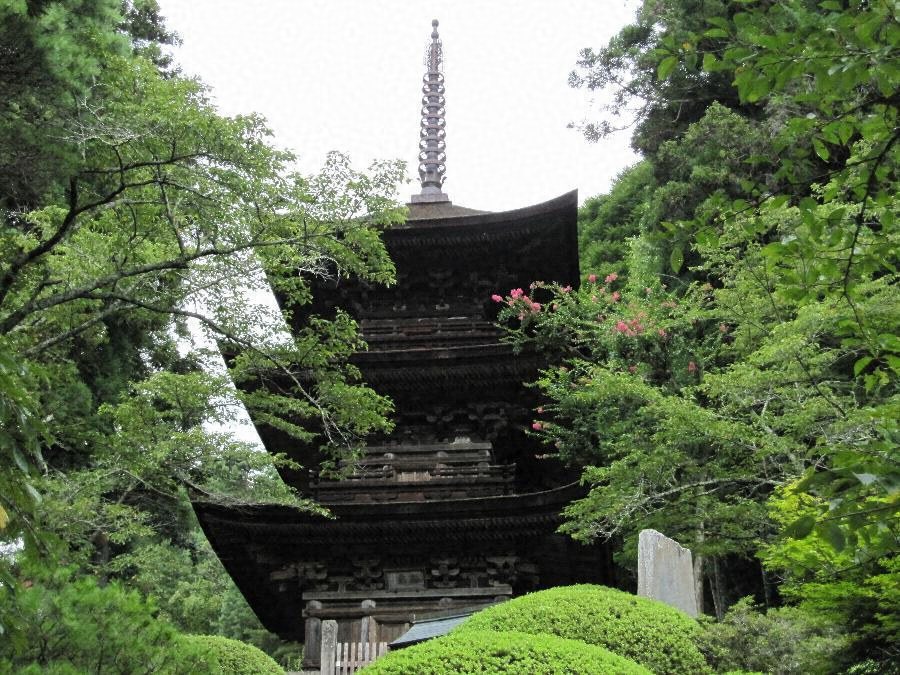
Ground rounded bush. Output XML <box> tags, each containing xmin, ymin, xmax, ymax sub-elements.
<box><xmin>179</xmin><ymin>635</ymin><xmax>284</xmax><ymax>675</ymax></box>
<box><xmin>456</xmin><ymin>584</ymin><xmax>710</xmax><ymax>674</ymax></box>
<box><xmin>361</xmin><ymin>629</ymin><xmax>650</xmax><ymax>674</ymax></box>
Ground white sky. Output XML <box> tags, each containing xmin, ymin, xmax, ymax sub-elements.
<box><xmin>157</xmin><ymin>0</ymin><xmax>640</xmax><ymax>211</ymax></box>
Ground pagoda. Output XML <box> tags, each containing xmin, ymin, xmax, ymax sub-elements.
<box><xmin>193</xmin><ymin>20</ymin><xmax>613</xmax><ymax>669</ymax></box>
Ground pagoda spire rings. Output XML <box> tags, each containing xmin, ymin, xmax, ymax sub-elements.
<box><xmin>414</xmin><ymin>19</ymin><xmax>449</xmax><ymax>203</ymax></box>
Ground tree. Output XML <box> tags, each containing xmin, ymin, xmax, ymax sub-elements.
<box><xmin>0</xmin><ymin>3</ymin><xmax>406</xmax><ymax>657</ymax></box>
<box><xmin>503</xmin><ymin>1</ymin><xmax>897</xmax><ymax>661</ymax></box>
<box><xmin>569</xmin><ymin>0</ymin><xmax>747</xmax><ymax>153</ymax></box>
<box><xmin>655</xmin><ymin>0</ymin><xmax>899</xmax><ymax>576</ymax></box>
<box><xmin>0</xmin><ymin>7</ymin><xmax>403</xmax><ymax>549</ymax></box>
<box><xmin>0</xmin><ymin>565</ymin><xmax>214</xmax><ymax>673</ymax></box>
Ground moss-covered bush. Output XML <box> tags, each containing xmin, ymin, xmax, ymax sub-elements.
<box><xmin>361</xmin><ymin>629</ymin><xmax>650</xmax><ymax>674</ymax></box>
<box><xmin>180</xmin><ymin>635</ymin><xmax>284</xmax><ymax>675</ymax></box>
<box><xmin>456</xmin><ymin>584</ymin><xmax>710</xmax><ymax>674</ymax></box>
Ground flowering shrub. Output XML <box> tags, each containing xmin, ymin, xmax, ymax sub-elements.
<box><xmin>490</xmin><ymin>273</ymin><xmax>782</xmax><ymax>580</ymax></box>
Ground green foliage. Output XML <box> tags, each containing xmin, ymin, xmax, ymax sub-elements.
<box><xmin>558</xmin><ymin>0</ymin><xmax>898</xmax><ymax>668</ymax></box>
<box><xmin>578</xmin><ymin>161</ymin><xmax>654</xmax><ymax>278</ymax></box>
<box><xmin>569</xmin><ymin>0</ymin><xmax>745</xmax><ymax>153</ymax></box>
<box><xmin>123</xmin><ymin>535</ymin><xmax>228</xmax><ymax>634</ymax></box>
<box><xmin>361</xmin><ymin>629</ymin><xmax>650</xmax><ymax>675</ymax></box>
<box><xmin>760</xmin><ymin>485</ymin><xmax>899</xmax><ymax>668</ymax></box>
<box><xmin>456</xmin><ymin>585</ymin><xmax>709</xmax><ymax>674</ymax></box>
<box><xmin>0</xmin><ymin>340</ymin><xmax>47</xmax><ymax>550</ymax></box>
<box><xmin>0</xmin><ymin>0</ymin><xmax>403</xmax><ymax>666</ymax></box>
<box><xmin>496</xmin><ymin>274</ymin><xmax>779</xmax><ymax>586</ymax></box>
<box><xmin>215</xmin><ymin>584</ymin><xmax>304</xmax><ymax>668</ymax></box>
<box><xmin>0</xmin><ymin>0</ymin><xmax>403</xmax><ymax>564</ymax></box>
<box><xmin>696</xmin><ymin>597</ymin><xmax>850</xmax><ymax>674</ymax></box>
<box><xmin>178</xmin><ymin>635</ymin><xmax>284</xmax><ymax>675</ymax></box>
<box><xmin>0</xmin><ymin>567</ymin><xmax>212</xmax><ymax>674</ymax></box>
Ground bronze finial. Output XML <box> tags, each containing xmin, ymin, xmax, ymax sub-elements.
<box><xmin>413</xmin><ymin>18</ymin><xmax>449</xmax><ymax>203</ymax></box>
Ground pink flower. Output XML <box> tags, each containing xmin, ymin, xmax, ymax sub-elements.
<box><xmin>560</xmin><ymin>285</ymin><xmax>572</xmax><ymax>293</ymax></box>
<box><xmin>536</xmin><ymin>406</ymin><xmax>544</xmax><ymax>414</ymax></box>
<box><xmin>605</xmin><ymin>272</ymin><xmax>618</xmax><ymax>283</ymax></box>
<box><xmin>611</xmin><ymin>291</ymin><xmax>621</xmax><ymax>302</ymax></box>
<box><xmin>531</xmin><ymin>302</ymin><xmax>542</xmax><ymax>312</ymax></box>
<box><xmin>599</xmin><ymin>287</ymin><xmax>607</xmax><ymax>295</ymax></box>
<box><xmin>628</xmin><ymin>365</ymin><xmax>637</xmax><ymax>373</ymax></box>
<box><xmin>688</xmin><ymin>361</ymin><xmax>698</xmax><ymax>373</ymax></box>
<box><xmin>658</xmin><ymin>328</ymin><xmax>667</xmax><ymax>338</ymax></box>
<box><xmin>615</xmin><ymin>321</ymin><xmax>628</xmax><ymax>333</ymax></box>
<box><xmin>510</xmin><ymin>288</ymin><xmax>524</xmax><ymax>299</ymax></box>
<box><xmin>491</xmin><ymin>294</ymin><xmax>503</xmax><ymax>302</ymax></box>
<box><xmin>532</xmin><ymin>422</ymin><xmax>543</xmax><ymax>431</ymax></box>
<box><xmin>588</xmin><ymin>274</ymin><xmax>597</xmax><ymax>283</ymax></box>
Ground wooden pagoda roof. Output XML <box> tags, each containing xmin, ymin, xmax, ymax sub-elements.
<box><xmin>192</xmin><ymin>482</ymin><xmax>586</xmax><ymax>638</ymax></box>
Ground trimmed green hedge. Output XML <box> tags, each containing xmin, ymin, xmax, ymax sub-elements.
<box><xmin>179</xmin><ymin>635</ymin><xmax>284</xmax><ymax>675</ymax></box>
<box><xmin>361</xmin><ymin>629</ymin><xmax>650</xmax><ymax>674</ymax></box>
<box><xmin>456</xmin><ymin>584</ymin><xmax>710</xmax><ymax>674</ymax></box>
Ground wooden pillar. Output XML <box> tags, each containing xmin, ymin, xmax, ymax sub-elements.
<box><xmin>360</xmin><ymin>599</ymin><xmax>376</xmax><ymax>646</ymax></box>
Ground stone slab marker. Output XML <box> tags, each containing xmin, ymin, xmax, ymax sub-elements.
<box><xmin>319</xmin><ymin>620</ymin><xmax>337</xmax><ymax>675</ymax></box>
<box><xmin>637</xmin><ymin>529</ymin><xmax>699</xmax><ymax>617</ymax></box>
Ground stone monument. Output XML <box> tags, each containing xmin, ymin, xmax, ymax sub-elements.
<box><xmin>637</xmin><ymin>529</ymin><xmax>699</xmax><ymax>617</ymax></box>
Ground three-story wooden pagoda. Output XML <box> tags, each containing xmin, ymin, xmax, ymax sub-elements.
<box><xmin>193</xmin><ymin>21</ymin><xmax>612</xmax><ymax>669</ymax></box>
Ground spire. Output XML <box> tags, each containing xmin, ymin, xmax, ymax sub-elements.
<box><xmin>412</xmin><ymin>19</ymin><xmax>449</xmax><ymax>203</ymax></box>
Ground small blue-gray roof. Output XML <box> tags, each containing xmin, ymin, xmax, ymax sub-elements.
<box><xmin>389</xmin><ymin>613</ymin><xmax>472</xmax><ymax>649</ymax></box>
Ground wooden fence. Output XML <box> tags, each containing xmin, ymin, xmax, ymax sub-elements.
<box><xmin>333</xmin><ymin>641</ymin><xmax>387</xmax><ymax>674</ymax></box>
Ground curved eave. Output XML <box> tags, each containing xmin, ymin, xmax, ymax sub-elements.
<box><xmin>192</xmin><ymin>482</ymin><xmax>586</xmax><ymax>638</ymax></box>
<box><xmin>384</xmin><ymin>190</ymin><xmax>580</xmax><ymax>284</ymax></box>
<box><xmin>400</xmin><ymin>190</ymin><xmax>577</xmax><ymax>229</ymax></box>
<box><xmin>194</xmin><ymin>481</ymin><xmax>585</xmax><ymax>527</ymax></box>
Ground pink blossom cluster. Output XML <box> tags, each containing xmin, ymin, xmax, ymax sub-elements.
<box><xmin>491</xmin><ymin>288</ymin><xmax>541</xmax><ymax>317</ymax></box>
<box><xmin>613</xmin><ymin>317</ymin><xmax>645</xmax><ymax>337</ymax></box>
<box><xmin>587</xmin><ymin>272</ymin><xmax>619</xmax><ymax>284</ymax></box>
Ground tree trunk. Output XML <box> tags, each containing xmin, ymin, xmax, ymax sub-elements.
<box><xmin>693</xmin><ymin>524</ymin><xmax>705</xmax><ymax>615</ymax></box>
<box><xmin>761</xmin><ymin>565</ymin><xmax>773</xmax><ymax>610</ymax></box>
<box><xmin>711</xmin><ymin>556</ymin><xmax>725</xmax><ymax>620</ymax></box>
